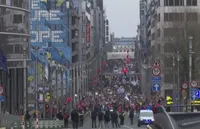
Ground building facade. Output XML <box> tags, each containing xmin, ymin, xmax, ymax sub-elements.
<box><xmin>0</xmin><ymin>0</ymin><xmax>30</xmax><ymax>113</ymax></box>
<box><xmin>112</xmin><ymin>37</ymin><xmax>136</xmax><ymax>53</ymax></box>
<box><xmin>104</xmin><ymin>16</ymin><xmax>110</xmax><ymax>44</ymax></box>
<box><xmin>145</xmin><ymin>0</ymin><xmax>200</xmax><ymax>97</ymax></box>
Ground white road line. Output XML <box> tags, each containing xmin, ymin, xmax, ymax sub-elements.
<box><xmin>123</xmin><ymin>125</ymin><xmax>133</xmax><ymax>129</ymax></box>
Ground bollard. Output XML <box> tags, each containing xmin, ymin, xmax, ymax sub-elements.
<box><xmin>36</xmin><ymin>112</ymin><xmax>38</xmax><ymax>129</ymax></box>
<box><xmin>21</xmin><ymin>115</ymin><xmax>25</xmax><ymax>129</ymax></box>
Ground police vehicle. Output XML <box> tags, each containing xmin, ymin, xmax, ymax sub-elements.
<box><xmin>138</xmin><ymin>110</ymin><xmax>154</xmax><ymax>127</ymax></box>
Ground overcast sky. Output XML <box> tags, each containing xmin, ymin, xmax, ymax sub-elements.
<box><xmin>104</xmin><ymin>0</ymin><xmax>139</xmax><ymax>38</ymax></box>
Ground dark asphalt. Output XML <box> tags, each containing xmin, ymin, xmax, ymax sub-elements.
<box><xmin>76</xmin><ymin>113</ymin><xmax>147</xmax><ymax>129</ymax></box>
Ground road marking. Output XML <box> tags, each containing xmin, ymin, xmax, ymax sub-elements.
<box><xmin>123</xmin><ymin>125</ymin><xmax>133</xmax><ymax>129</ymax></box>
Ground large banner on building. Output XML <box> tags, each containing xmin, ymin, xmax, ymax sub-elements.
<box><xmin>28</xmin><ymin>0</ymin><xmax>72</xmax><ymax>111</ymax></box>
<box><xmin>107</xmin><ymin>52</ymin><xmax>135</xmax><ymax>60</ymax></box>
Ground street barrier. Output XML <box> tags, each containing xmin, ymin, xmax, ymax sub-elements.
<box><xmin>0</xmin><ymin>114</ymin><xmax>21</xmax><ymax>128</ymax></box>
<box><xmin>153</xmin><ymin>106</ymin><xmax>177</xmax><ymax>129</ymax></box>
<box><xmin>10</xmin><ymin>111</ymin><xmax>90</xmax><ymax>129</ymax></box>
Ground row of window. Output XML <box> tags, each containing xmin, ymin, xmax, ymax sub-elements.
<box><xmin>164</xmin><ymin>13</ymin><xmax>197</xmax><ymax>22</ymax></box>
<box><xmin>113</xmin><ymin>49</ymin><xmax>134</xmax><ymax>52</ymax></box>
<box><xmin>164</xmin><ymin>0</ymin><xmax>197</xmax><ymax>6</ymax></box>
<box><xmin>113</xmin><ymin>45</ymin><xmax>134</xmax><ymax>49</ymax></box>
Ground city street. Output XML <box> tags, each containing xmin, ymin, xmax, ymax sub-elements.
<box><xmin>76</xmin><ymin>114</ymin><xmax>147</xmax><ymax>129</ymax></box>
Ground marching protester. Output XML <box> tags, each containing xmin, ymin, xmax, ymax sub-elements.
<box><xmin>71</xmin><ymin>109</ymin><xmax>79</xmax><ymax>129</ymax></box>
<box><xmin>119</xmin><ymin>111</ymin><xmax>125</xmax><ymax>125</ymax></box>
<box><xmin>104</xmin><ymin>110</ymin><xmax>110</xmax><ymax>128</ymax></box>
<box><xmin>129</xmin><ymin>109</ymin><xmax>134</xmax><ymax>125</ymax></box>
<box><xmin>98</xmin><ymin>109</ymin><xmax>104</xmax><ymax>128</ymax></box>
<box><xmin>63</xmin><ymin>111</ymin><xmax>70</xmax><ymax>128</ymax></box>
<box><xmin>91</xmin><ymin>108</ymin><xmax>97</xmax><ymax>128</ymax></box>
<box><xmin>79</xmin><ymin>110</ymin><xmax>84</xmax><ymax>127</ymax></box>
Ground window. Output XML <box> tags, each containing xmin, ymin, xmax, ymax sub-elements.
<box><xmin>164</xmin><ymin>28</ymin><xmax>176</xmax><ymax>37</ymax></box>
<box><xmin>187</xmin><ymin>0</ymin><xmax>197</xmax><ymax>6</ymax></box>
<box><xmin>151</xmin><ymin>33</ymin><xmax>155</xmax><ymax>40</ymax></box>
<box><xmin>13</xmin><ymin>14</ymin><xmax>22</xmax><ymax>24</ymax></box>
<box><xmin>164</xmin><ymin>57</ymin><xmax>173</xmax><ymax>67</ymax></box>
<box><xmin>158</xmin><ymin>13</ymin><xmax>160</xmax><ymax>22</ymax></box>
<box><xmin>14</xmin><ymin>0</ymin><xmax>23</xmax><ymax>8</ymax></box>
<box><xmin>164</xmin><ymin>43</ymin><xmax>174</xmax><ymax>52</ymax></box>
<box><xmin>164</xmin><ymin>74</ymin><xmax>173</xmax><ymax>83</ymax></box>
<box><xmin>186</xmin><ymin>13</ymin><xmax>198</xmax><ymax>21</ymax></box>
<box><xmin>106</xmin><ymin>20</ymin><xmax>109</xmax><ymax>25</ymax></box>
<box><xmin>164</xmin><ymin>0</ymin><xmax>184</xmax><ymax>6</ymax></box>
<box><xmin>164</xmin><ymin>13</ymin><xmax>184</xmax><ymax>22</ymax></box>
<box><xmin>106</xmin><ymin>37</ymin><xmax>109</xmax><ymax>42</ymax></box>
<box><xmin>157</xmin><ymin>29</ymin><xmax>161</xmax><ymax>37</ymax></box>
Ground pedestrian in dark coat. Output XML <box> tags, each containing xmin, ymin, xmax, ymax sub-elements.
<box><xmin>71</xmin><ymin>109</ymin><xmax>79</xmax><ymax>129</ymax></box>
<box><xmin>104</xmin><ymin>110</ymin><xmax>110</xmax><ymax>128</ymax></box>
<box><xmin>91</xmin><ymin>109</ymin><xmax>97</xmax><ymax>128</ymax></box>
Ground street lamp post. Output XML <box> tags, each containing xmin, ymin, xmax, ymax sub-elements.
<box><xmin>177</xmin><ymin>51</ymin><xmax>181</xmax><ymax>107</ymax></box>
<box><xmin>23</xmin><ymin>38</ymin><xmax>28</xmax><ymax>114</ymax></box>
<box><xmin>32</xmin><ymin>46</ymin><xmax>39</xmax><ymax>128</ymax></box>
<box><xmin>188</xmin><ymin>37</ymin><xmax>193</xmax><ymax>106</ymax></box>
<box><xmin>172</xmin><ymin>56</ymin><xmax>176</xmax><ymax>105</ymax></box>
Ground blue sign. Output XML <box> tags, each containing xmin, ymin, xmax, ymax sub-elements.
<box><xmin>152</xmin><ymin>76</ymin><xmax>161</xmax><ymax>81</ymax></box>
<box><xmin>190</xmin><ymin>89</ymin><xmax>200</xmax><ymax>100</ymax></box>
<box><xmin>152</xmin><ymin>83</ymin><xmax>161</xmax><ymax>91</ymax></box>
<box><xmin>0</xmin><ymin>96</ymin><xmax>5</xmax><ymax>102</ymax></box>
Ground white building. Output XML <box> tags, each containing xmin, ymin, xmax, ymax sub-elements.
<box><xmin>112</xmin><ymin>37</ymin><xmax>135</xmax><ymax>53</ymax></box>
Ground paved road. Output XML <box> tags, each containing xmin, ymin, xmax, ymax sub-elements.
<box><xmin>77</xmin><ymin>113</ymin><xmax>147</xmax><ymax>129</ymax></box>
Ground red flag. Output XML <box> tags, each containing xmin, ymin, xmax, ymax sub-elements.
<box><xmin>126</xmin><ymin>59</ymin><xmax>130</xmax><ymax>63</ymax></box>
<box><xmin>102</xmin><ymin>61</ymin><xmax>106</xmax><ymax>65</ymax></box>
<box><xmin>126</xmin><ymin>55</ymin><xmax>129</xmax><ymax>59</ymax></box>
<box><xmin>138</xmin><ymin>75</ymin><xmax>141</xmax><ymax>80</ymax></box>
<box><xmin>93</xmin><ymin>76</ymin><xmax>97</xmax><ymax>80</ymax></box>
<box><xmin>97</xmin><ymin>68</ymin><xmax>101</xmax><ymax>73</ymax></box>
<box><xmin>67</xmin><ymin>97</ymin><xmax>72</xmax><ymax>103</ymax></box>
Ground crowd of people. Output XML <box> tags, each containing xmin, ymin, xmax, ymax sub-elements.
<box><xmin>23</xmin><ymin>59</ymin><xmax>163</xmax><ymax>129</ymax></box>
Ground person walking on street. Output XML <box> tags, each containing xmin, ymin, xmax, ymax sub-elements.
<box><xmin>119</xmin><ymin>112</ymin><xmax>125</xmax><ymax>125</ymax></box>
<box><xmin>129</xmin><ymin>109</ymin><xmax>134</xmax><ymax>125</ymax></box>
<box><xmin>71</xmin><ymin>109</ymin><xmax>79</xmax><ymax>129</ymax></box>
<box><xmin>98</xmin><ymin>109</ymin><xmax>104</xmax><ymax>128</ymax></box>
<box><xmin>25</xmin><ymin>111</ymin><xmax>30</xmax><ymax>121</ymax></box>
<box><xmin>91</xmin><ymin>109</ymin><xmax>97</xmax><ymax>128</ymax></box>
<box><xmin>111</xmin><ymin>110</ymin><xmax>119</xmax><ymax>128</ymax></box>
<box><xmin>104</xmin><ymin>110</ymin><xmax>110</xmax><ymax>128</ymax></box>
<box><xmin>63</xmin><ymin>111</ymin><xmax>70</xmax><ymax>128</ymax></box>
<box><xmin>79</xmin><ymin>110</ymin><xmax>84</xmax><ymax>127</ymax></box>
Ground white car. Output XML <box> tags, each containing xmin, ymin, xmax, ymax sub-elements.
<box><xmin>138</xmin><ymin>110</ymin><xmax>154</xmax><ymax>127</ymax></box>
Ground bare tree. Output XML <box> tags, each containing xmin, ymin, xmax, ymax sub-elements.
<box><xmin>160</xmin><ymin>9</ymin><xmax>200</xmax><ymax>81</ymax></box>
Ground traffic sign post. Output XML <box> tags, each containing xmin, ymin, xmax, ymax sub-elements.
<box><xmin>182</xmin><ymin>82</ymin><xmax>188</xmax><ymax>90</ymax></box>
<box><xmin>152</xmin><ymin>67</ymin><xmax>161</xmax><ymax>76</ymax></box>
<box><xmin>152</xmin><ymin>60</ymin><xmax>161</xmax><ymax>92</ymax></box>
<box><xmin>152</xmin><ymin>60</ymin><xmax>160</xmax><ymax>68</ymax></box>
<box><xmin>152</xmin><ymin>83</ymin><xmax>161</xmax><ymax>91</ymax></box>
<box><xmin>190</xmin><ymin>80</ymin><xmax>198</xmax><ymax>88</ymax></box>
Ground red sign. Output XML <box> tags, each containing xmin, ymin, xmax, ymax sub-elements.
<box><xmin>86</xmin><ymin>24</ymin><xmax>90</xmax><ymax>43</ymax></box>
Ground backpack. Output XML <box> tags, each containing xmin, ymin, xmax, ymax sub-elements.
<box><xmin>64</xmin><ymin>114</ymin><xmax>69</xmax><ymax>119</ymax></box>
